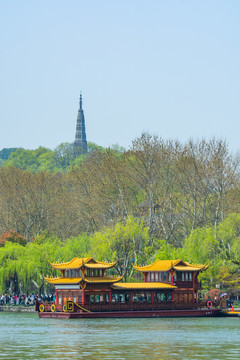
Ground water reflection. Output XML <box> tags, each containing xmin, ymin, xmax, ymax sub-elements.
<box><xmin>0</xmin><ymin>313</ymin><xmax>239</xmax><ymax>359</ymax></box>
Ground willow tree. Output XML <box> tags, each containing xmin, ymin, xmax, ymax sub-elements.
<box><xmin>89</xmin><ymin>216</ymin><xmax>150</xmax><ymax>281</ymax></box>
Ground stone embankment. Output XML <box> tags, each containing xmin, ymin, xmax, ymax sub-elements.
<box><xmin>0</xmin><ymin>305</ymin><xmax>35</xmax><ymax>313</ymax></box>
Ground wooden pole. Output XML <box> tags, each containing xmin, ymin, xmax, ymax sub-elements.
<box><xmin>192</xmin><ymin>272</ymin><xmax>195</xmax><ymax>302</ymax></box>
<box><xmin>82</xmin><ymin>288</ymin><xmax>85</xmax><ymax>306</ymax></box>
<box><xmin>144</xmin><ymin>273</ymin><xmax>147</xmax><ymax>283</ymax></box>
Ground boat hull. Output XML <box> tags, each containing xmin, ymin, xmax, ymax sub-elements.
<box><xmin>38</xmin><ymin>308</ymin><xmax>221</xmax><ymax>319</ymax></box>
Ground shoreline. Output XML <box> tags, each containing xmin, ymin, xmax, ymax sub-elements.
<box><xmin>0</xmin><ymin>305</ymin><xmax>35</xmax><ymax>313</ymax></box>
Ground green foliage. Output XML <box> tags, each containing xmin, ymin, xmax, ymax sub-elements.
<box><xmin>0</xmin><ymin>214</ymin><xmax>240</xmax><ymax>294</ymax></box>
<box><xmin>0</xmin><ymin>233</ymin><xmax>91</xmax><ymax>294</ymax></box>
<box><xmin>90</xmin><ymin>216</ymin><xmax>150</xmax><ymax>281</ymax></box>
<box><xmin>3</xmin><ymin>147</ymin><xmax>54</xmax><ymax>172</ymax></box>
<box><xmin>184</xmin><ymin>227</ymin><xmax>218</xmax><ymax>264</ymax></box>
<box><xmin>0</xmin><ymin>148</ymin><xmax>18</xmax><ymax>161</ymax></box>
<box><xmin>0</xmin><ymin>142</ymin><xmax>108</xmax><ymax>173</ymax></box>
<box><xmin>154</xmin><ymin>239</ymin><xmax>186</xmax><ymax>261</ymax></box>
<box><xmin>87</xmin><ymin>142</ymin><xmax>105</xmax><ymax>153</ymax></box>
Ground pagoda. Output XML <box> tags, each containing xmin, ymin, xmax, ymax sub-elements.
<box><xmin>74</xmin><ymin>92</ymin><xmax>87</xmax><ymax>155</ymax></box>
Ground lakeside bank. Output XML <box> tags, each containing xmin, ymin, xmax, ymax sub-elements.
<box><xmin>0</xmin><ymin>305</ymin><xmax>35</xmax><ymax>313</ymax></box>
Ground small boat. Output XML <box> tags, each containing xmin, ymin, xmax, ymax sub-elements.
<box><xmin>220</xmin><ymin>309</ymin><xmax>240</xmax><ymax>317</ymax></box>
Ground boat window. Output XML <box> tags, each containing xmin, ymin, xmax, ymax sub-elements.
<box><xmin>151</xmin><ymin>272</ymin><xmax>154</xmax><ymax>281</ymax></box>
<box><xmin>90</xmin><ymin>295</ymin><xmax>95</xmax><ymax>303</ymax></box>
<box><xmin>73</xmin><ymin>295</ymin><xmax>77</xmax><ymax>303</ymax></box>
<box><xmin>132</xmin><ymin>292</ymin><xmax>139</xmax><ymax>302</ymax></box>
<box><xmin>112</xmin><ymin>294</ymin><xmax>119</xmax><ymax>303</ymax></box>
<box><xmin>147</xmin><ymin>273</ymin><xmax>150</xmax><ymax>282</ymax></box>
<box><xmin>95</xmin><ymin>295</ymin><xmax>100</xmax><ymax>303</ymax></box>
<box><xmin>166</xmin><ymin>292</ymin><xmax>172</xmax><ymax>301</ymax></box>
<box><xmin>58</xmin><ymin>294</ymin><xmax>62</xmax><ymax>305</ymax></box>
<box><xmin>189</xmin><ymin>272</ymin><xmax>192</xmax><ymax>281</ymax></box>
<box><xmin>67</xmin><ymin>270</ymin><xmax>71</xmax><ymax>277</ymax></box>
<box><xmin>163</xmin><ymin>272</ymin><xmax>167</xmax><ymax>281</ymax></box>
<box><xmin>185</xmin><ymin>272</ymin><xmax>189</xmax><ymax>281</ymax></box>
<box><xmin>119</xmin><ymin>294</ymin><xmax>125</xmax><ymax>303</ymax></box>
<box><xmin>105</xmin><ymin>294</ymin><xmax>109</xmax><ymax>303</ymax></box>
<box><xmin>174</xmin><ymin>272</ymin><xmax>177</xmax><ymax>281</ymax></box>
<box><xmin>155</xmin><ymin>292</ymin><xmax>165</xmax><ymax>302</ymax></box>
<box><xmin>155</xmin><ymin>272</ymin><xmax>158</xmax><ymax>282</ymax></box>
<box><xmin>146</xmin><ymin>292</ymin><xmax>152</xmax><ymax>303</ymax></box>
<box><xmin>159</xmin><ymin>272</ymin><xmax>162</xmax><ymax>281</ymax></box>
<box><xmin>125</xmin><ymin>293</ymin><xmax>130</xmax><ymax>302</ymax></box>
<box><xmin>139</xmin><ymin>292</ymin><xmax>146</xmax><ymax>303</ymax></box>
<box><xmin>182</xmin><ymin>272</ymin><xmax>185</xmax><ymax>281</ymax></box>
<box><xmin>99</xmin><ymin>294</ymin><xmax>104</xmax><ymax>303</ymax></box>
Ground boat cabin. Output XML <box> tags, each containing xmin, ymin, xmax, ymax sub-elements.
<box><xmin>133</xmin><ymin>259</ymin><xmax>208</xmax><ymax>304</ymax></box>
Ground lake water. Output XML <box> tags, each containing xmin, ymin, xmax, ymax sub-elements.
<box><xmin>0</xmin><ymin>312</ymin><xmax>239</xmax><ymax>360</ymax></box>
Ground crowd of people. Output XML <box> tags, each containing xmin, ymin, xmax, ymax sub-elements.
<box><xmin>0</xmin><ymin>293</ymin><xmax>55</xmax><ymax>306</ymax></box>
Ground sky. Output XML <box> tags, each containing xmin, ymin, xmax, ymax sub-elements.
<box><xmin>0</xmin><ymin>0</ymin><xmax>240</xmax><ymax>152</ymax></box>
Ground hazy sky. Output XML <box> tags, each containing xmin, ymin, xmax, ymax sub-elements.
<box><xmin>1</xmin><ymin>1</ymin><xmax>239</xmax><ymax>151</ymax></box>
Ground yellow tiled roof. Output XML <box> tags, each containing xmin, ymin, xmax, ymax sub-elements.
<box><xmin>111</xmin><ymin>282</ymin><xmax>177</xmax><ymax>290</ymax></box>
<box><xmin>133</xmin><ymin>259</ymin><xmax>208</xmax><ymax>272</ymax></box>
<box><xmin>84</xmin><ymin>260</ymin><xmax>117</xmax><ymax>269</ymax></box>
<box><xmin>174</xmin><ymin>265</ymin><xmax>208</xmax><ymax>271</ymax></box>
<box><xmin>184</xmin><ymin>262</ymin><xmax>209</xmax><ymax>271</ymax></box>
<box><xmin>43</xmin><ymin>275</ymin><xmax>123</xmax><ymax>285</ymax></box>
<box><xmin>50</xmin><ymin>257</ymin><xmax>117</xmax><ymax>270</ymax></box>
<box><xmin>133</xmin><ymin>259</ymin><xmax>181</xmax><ymax>272</ymax></box>
<box><xmin>84</xmin><ymin>275</ymin><xmax>123</xmax><ymax>283</ymax></box>
<box><xmin>50</xmin><ymin>257</ymin><xmax>90</xmax><ymax>270</ymax></box>
<box><xmin>43</xmin><ymin>276</ymin><xmax>82</xmax><ymax>285</ymax></box>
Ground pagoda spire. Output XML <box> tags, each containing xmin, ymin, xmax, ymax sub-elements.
<box><xmin>79</xmin><ymin>92</ymin><xmax>82</xmax><ymax>109</ymax></box>
<box><xmin>74</xmin><ymin>91</ymin><xmax>87</xmax><ymax>155</ymax></box>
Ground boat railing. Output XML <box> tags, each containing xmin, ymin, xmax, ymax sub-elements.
<box><xmin>36</xmin><ymin>298</ymin><xmax>216</xmax><ymax>313</ymax></box>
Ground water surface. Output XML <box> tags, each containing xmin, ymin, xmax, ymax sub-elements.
<box><xmin>0</xmin><ymin>312</ymin><xmax>239</xmax><ymax>359</ymax></box>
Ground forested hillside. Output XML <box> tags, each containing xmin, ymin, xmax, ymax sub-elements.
<box><xmin>0</xmin><ymin>133</ymin><xmax>240</xmax><ymax>294</ymax></box>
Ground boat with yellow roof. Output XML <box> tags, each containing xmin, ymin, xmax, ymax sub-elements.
<box><xmin>36</xmin><ymin>257</ymin><xmax>221</xmax><ymax>318</ymax></box>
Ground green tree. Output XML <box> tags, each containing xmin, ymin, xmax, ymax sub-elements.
<box><xmin>89</xmin><ymin>216</ymin><xmax>150</xmax><ymax>281</ymax></box>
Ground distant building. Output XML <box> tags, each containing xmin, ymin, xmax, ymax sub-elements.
<box><xmin>74</xmin><ymin>93</ymin><xmax>87</xmax><ymax>155</ymax></box>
